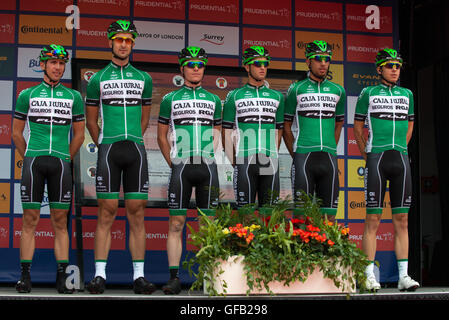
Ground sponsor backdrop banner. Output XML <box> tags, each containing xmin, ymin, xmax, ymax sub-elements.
<box><xmin>0</xmin><ymin>0</ymin><xmax>400</xmax><ymax>285</ymax></box>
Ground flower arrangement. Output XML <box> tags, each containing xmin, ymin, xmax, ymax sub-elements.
<box><xmin>184</xmin><ymin>194</ymin><xmax>369</xmax><ymax>296</ymax></box>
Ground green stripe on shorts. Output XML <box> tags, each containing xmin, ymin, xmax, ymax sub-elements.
<box><xmin>49</xmin><ymin>202</ymin><xmax>70</xmax><ymax>210</ymax></box>
<box><xmin>97</xmin><ymin>192</ymin><xmax>120</xmax><ymax>199</ymax></box>
<box><xmin>22</xmin><ymin>202</ymin><xmax>42</xmax><ymax>210</ymax></box>
<box><xmin>124</xmin><ymin>192</ymin><xmax>148</xmax><ymax>200</ymax></box>
<box><xmin>169</xmin><ymin>209</ymin><xmax>187</xmax><ymax>216</ymax></box>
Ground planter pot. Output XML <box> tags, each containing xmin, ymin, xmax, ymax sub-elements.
<box><xmin>205</xmin><ymin>255</ymin><xmax>355</xmax><ymax>295</ymax></box>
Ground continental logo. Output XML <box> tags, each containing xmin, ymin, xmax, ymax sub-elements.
<box><xmin>349</xmin><ymin>200</ymin><xmax>366</xmax><ymax>209</ymax></box>
<box><xmin>349</xmin><ymin>200</ymin><xmax>390</xmax><ymax>209</ymax></box>
<box><xmin>296</xmin><ymin>41</ymin><xmax>341</xmax><ymax>51</ymax></box>
<box><xmin>19</xmin><ymin>15</ymin><xmax>72</xmax><ymax>45</ymax></box>
<box><xmin>20</xmin><ymin>25</ymin><xmax>68</xmax><ymax>34</ymax></box>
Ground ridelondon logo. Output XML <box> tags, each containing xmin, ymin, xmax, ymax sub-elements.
<box><xmin>216</xmin><ymin>77</ymin><xmax>227</xmax><ymax>89</ymax></box>
<box><xmin>84</xmin><ymin>71</ymin><xmax>95</xmax><ymax>81</ymax></box>
<box><xmin>200</xmin><ymin>33</ymin><xmax>224</xmax><ymax>45</ymax></box>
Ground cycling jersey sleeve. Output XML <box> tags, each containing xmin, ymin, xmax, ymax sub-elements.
<box><xmin>213</xmin><ymin>94</ymin><xmax>222</xmax><ymax>126</ymax></box>
<box><xmin>276</xmin><ymin>91</ymin><xmax>285</xmax><ymax>129</ymax></box>
<box><xmin>222</xmin><ymin>90</ymin><xmax>236</xmax><ymax>129</ymax></box>
<box><xmin>72</xmin><ymin>90</ymin><xmax>85</xmax><ymax>122</ymax></box>
<box><xmin>407</xmin><ymin>89</ymin><xmax>414</xmax><ymax>121</ymax></box>
<box><xmin>14</xmin><ymin>88</ymin><xmax>31</xmax><ymax>120</ymax></box>
<box><xmin>335</xmin><ymin>85</ymin><xmax>346</xmax><ymax>122</ymax></box>
<box><xmin>158</xmin><ymin>93</ymin><xmax>172</xmax><ymax>125</ymax></box>
<box><xmin>354</xmin><ymin>87</ymin><xmax>370</xmax><ymax>122</ymax></box>
<box><xmin>142</xmin><ymin>71</ymin><xmax>152</xmax><ymax>106</ymax></box>
<box><xmin>284</xmin><ymin>82</ymin><xmax>298</xmax><ymax>122</ymax></box>
<box><xmin>85</xmin><ymin>72</ymin><xmax>100</xmax><ymax>107</ymax></box>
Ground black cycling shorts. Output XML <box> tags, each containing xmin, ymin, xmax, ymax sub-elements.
<box><xmin>291</xmin><ymin>151</ymin><xmax>339</xmax><ymax>215</ymax></box>
<box><xmin>168</xmin><ymin>157</ymin><xmax>219</xmax><ymax>215</ymax></box>
<box><xmin>96</xmin><ymin>140</ymin><xmax>149</xmax><ymax>200</ymax></box>
<box><xmin>365</xmin><ymin>150</ymin><xmax>412</xmax><ymax>214</ymax></box>
<box><xmin>233</xmin><ymin>153</ymin><xmax>280</xmax><ymax>209</ymax></box>
<box><xmin>21</xmin><ymin>156</ymin><xmax>72</xmax><ymax>210</ymax></box>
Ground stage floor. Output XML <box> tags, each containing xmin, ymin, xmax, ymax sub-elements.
<box><xmin>1</xmin><ymin>285</ymin><xmax>447</xmax><ymax>317</ymax></box>
<box><xmin>0</xmin><ymin>285</ymin><xmax>448</xmax><ymax>300</ymax></box>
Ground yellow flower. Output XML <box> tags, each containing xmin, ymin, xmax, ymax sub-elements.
<box><xmin>249</xmin><ymin>224</ymin><xmax>261</xmax><ymax>231</ymax></box>
<box><xmin>222</xmin><ymin>228</ymin><xmax>230</xmax><ymax>235</ymax></box>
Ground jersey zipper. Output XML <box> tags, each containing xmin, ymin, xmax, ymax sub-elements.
<box><xmin>257</xmin><ymin>86</ymin><xmax>261</xmax><ymax>154</ymax></box>
<box><xmin>121</xmin><ymin>65</ymin><xmax>127</xmax><ymax>139</ymax></box>
<box><xmin>49</xmin><ymin>85</ymin><xmax>53</xmax><ymax>154</ymax></box>
<box><xmin>318</xmin><ymin>81</ymin><xmax>323</xmax><ymax>150</ymax></box>
<box><xmin>389</xmin><ymin>86</ymin><xmax>395</xmax><ymax>148</ymax></box>
<box><xmin>193</xmin><ymin>87</ymin><xmax>199</xmax><ymax>155</ymax></box>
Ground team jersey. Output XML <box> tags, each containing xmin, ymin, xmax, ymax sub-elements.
<box><xmin>158</xmin><ymin>85</ymin><xmax>222</xmax><ymax>159</ymax></box>
<box><xmin>284</xmin><ymin>77</ymin><xmax>346</xmax><ymax>155</ymax></box>
<box><xmin>354</xmin><ymin>83</ymin><xmax>414</xmax><ymax>154</ymax></box>
<box><xmin>85</xmin><ymin>61</ymin><xmax>152</xmax><ymax>145</ymax></box>
<box><xmin>14</xmin><ymin>81</ymin><xmax>85</xmax><ymax>162</ymax></box>
<box><xmin>222</xmin><ymin>83</ymin><xmax>284</xmax><ymax>158</ymax></box>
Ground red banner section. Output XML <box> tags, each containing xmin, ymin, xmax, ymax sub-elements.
<box><xmin>134</xmin><ymin>0</ymin><xmax>185</xmax><ymax>20</ymax></box>
<box><xmin>346</xmin><ymin>4</ymin><xmax>393</xmax><ymax>33</ymax></box>
<box><xmin>0</xmin><ymin>14</ymin><xmax>15</xmax><ymax>43</ymax></box>
<box><xmin>295</xmin><ymin>0</ymin><xmax>343</xmax><ymax>30</ymax></box>
<box><xmin>348</xmin><ymin>222</ymin><xmax>394</xmax><ymax>251</ymax></box>
<box><xmin>346</xmin><ymin>34</ymin><xmax>393</xmax><ymax>63</ymax></box>
<box><xmin>243</xmin><ymin>0</ymin><xmax>291</xmax><ymax>27</ymax></box>
<box><xmin>14</xmin><ymin>218</ymin><xmax>55</xmax><ymax>249</ymax></box>
<box><xmin>19</xmin><ymin>0</ymin><xmax>72</xmax><ymax>13</ymax></box>
<box><xmin>189</xmin><ymin>0</ymin><xmax>239</xmax><ymax>24</ymax></box>
<box><xmin>0</xmin><ymin>1</ymin><xmax>16</xmax><ymax>10</ymax></box>
<box><xmin>186</xmin><ymin>220</ymin><xmax>199</xmax><ymax>251</ymax></box>
<box><xmin>346</xmin><ymin>127</ymin><xmax>368</xmax><ymax>156</ymax></box>
<box><xmin>72</xmin><ymin>219</ymin><xmax>126</xmax><ymax>250</ymax></box>
<box><xmin>77</xmin><ymin>0</ymin><xmax>130</xmax><ymax>16</ymax></box>
<box><xmin>0</xmin><ymin>114</ymin><xmax>11</xmax><ymax>145</ymax></box>
<box><xmin>133</xmin><ymin>53</ymin><xmax>179</xmax><ymax>64</ymax></box>
<box><xmin>76</xmin><ymin>17</ymin><xmax>110</xmax><ymax>48</ymax></box>
<box><xmin>242</xmin><ymin>28</ymin><xmax>292</xmax><ymax>59</ymax></box>
<box><xmin>145</xmin><ymin>220</ymin><xmax>167</xmax><ymax>250</ymax></box>
<box><xmin>0</xmin><ymin>217</ymin><xmax>8</xmax><ymax>248</ymax></box>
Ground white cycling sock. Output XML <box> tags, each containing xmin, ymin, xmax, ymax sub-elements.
<box><xmin>398</xmin><ymin>259</ymin><xmax>408</xmax><ymax>278</ymax></box>
<box><xmin>365</xmin><ymin>261</ymin><xmax>375</xmax><ymax>278</ymax></box>
<box><xmin>94</xmin><ymin>260</ymin><xmax>107</xmax><ymax>280</ymax></box>
<box><xmin>133</xmin><ymin>260</ymin><xmax>145</xmax><ymax>281</ymax></box>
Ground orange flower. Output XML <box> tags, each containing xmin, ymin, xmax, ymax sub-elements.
<box><xmin>327</xmin><ymin>240</ymin><xmax>335</xmax><ymax>246</ymax></box>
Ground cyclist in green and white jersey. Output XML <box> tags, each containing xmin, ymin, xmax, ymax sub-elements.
<box><xmin>284</xmin><ymin>41</ymin><xmax>346</xmax><ymax>219</ymax></box>
<box><xmin>157</xmin><ymin>46</ymin><xmax>222</xmax><ymax>294</ymax></box>
<box><xmin>85</xmin><ymin>20</ymin><xmax>155</xmax><ymax>295</ymax></box>
<box><xmin>222</xmin><ymin>46</ymin><xmax>284</xmax><ymax>213</ymax></box>
<box><xmin>354</xmin><ymin>48</ymin><xmax>419</xmax><ymax>292</ymax></box>
<box><xmin>12</xmin><ymin>44</ymin><xmax>85</xmax><ymax>294</ymax></box>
